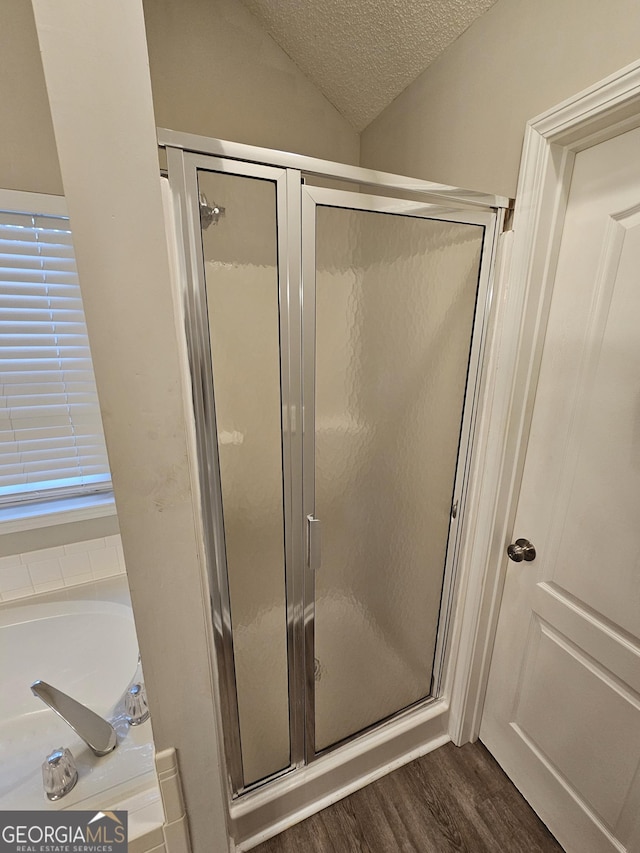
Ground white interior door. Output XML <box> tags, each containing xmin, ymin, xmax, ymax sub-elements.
<box><xmin>481</xmin><ymin>124</ymin><xmax>640</xmax><ymax>853</ymax></box>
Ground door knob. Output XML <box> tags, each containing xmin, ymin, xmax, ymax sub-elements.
<box><xmin>507</xmin><ymin>538</ymin><xmax>536</xmax><ymax>562</ymax></box>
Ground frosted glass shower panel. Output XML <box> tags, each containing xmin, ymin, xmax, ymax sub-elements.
<box><xmin>198</xmin><ymin>170</ymin><xmax>289</xmax><ymax>785</ymax></box>
<box><xmin>313</xmin><ymin>205</ymin><xmax>483</xmax><ymax>752</ymax></box>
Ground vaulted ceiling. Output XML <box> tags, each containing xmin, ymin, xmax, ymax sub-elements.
<box><xmin>239</xmin><ymin>0</ymin><xmax>498</xmax><ymax>130</ymax></box>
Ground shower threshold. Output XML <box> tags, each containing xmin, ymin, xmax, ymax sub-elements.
<box><xmin>230</xmin><ymin>692</ymin><xmax>450</xmax><ymax>850</ymax></box>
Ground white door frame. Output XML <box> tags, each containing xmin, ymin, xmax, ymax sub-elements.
<box><xmin>449</xmin><ymin>58</ymin><xmax>640</xmax><ymax>745</ymax></box>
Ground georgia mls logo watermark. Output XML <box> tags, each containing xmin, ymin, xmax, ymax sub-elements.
<box><xmin>0</xmin><ymin>811</ymin><xmax>127</xmax><ymax>853</ymax></box>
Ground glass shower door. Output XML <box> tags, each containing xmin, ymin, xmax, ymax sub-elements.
<box><xmin>169</xmin><ymin>140</ymin><xmax>500</xmax><ymax>795</ymax></box>
<box><xmin>302</xmin><ymin>188</ymin><xmax>489</xmax><ymax>754</ymax></box>
<box><xmin>172</xmin><ymin>153</ymin><xmax>304</xmax><ymax>794</ymax></box>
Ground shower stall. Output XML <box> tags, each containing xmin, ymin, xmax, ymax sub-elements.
<box><xmin>163</xmin><ymin>131</ymin><xmax>508</xmax><ymax>842</ymax></box>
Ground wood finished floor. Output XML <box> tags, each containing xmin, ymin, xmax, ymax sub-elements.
<box><xmin>251</xmin><ymin>742</ymin><xmax>564</xmax><ymax>853</ymax></box>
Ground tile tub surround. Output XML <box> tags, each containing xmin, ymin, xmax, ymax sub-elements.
<box><xmin>0</xmin><ymin>535</ymin><xmax>126</xmax><ymax>601</ymax></box>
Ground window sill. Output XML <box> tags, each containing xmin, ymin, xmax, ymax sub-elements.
<box><xmin>0</xmin><ymin>492</ymin><xmax>117</xmax><ymax>535</ymax></box>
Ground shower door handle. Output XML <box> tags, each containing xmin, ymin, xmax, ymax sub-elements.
<box><xmin>307</xmin><ymin>515</ymin><xmax>322</xmax><ymax>571</ymax></box>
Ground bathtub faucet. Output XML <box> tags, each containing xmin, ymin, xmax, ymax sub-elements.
<box><xmin>31</xmin><ymin>680</ymin><xmax>117</xmax><ymax>756</ymax></box>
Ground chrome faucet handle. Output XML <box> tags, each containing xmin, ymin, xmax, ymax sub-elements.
<box><xmin>42</xmin><ymin>747</ymin><xmax>78</xmax><ymax>801</ymax></box>
<box><xmin>125</xmin><ymin>683</ymin><xmax>149</xmax><ymax>726</ymax></box>
<box><xmin>31</xmin><ymin>680</ymin><xmax>117</xmax><ymax>756</ymax></box>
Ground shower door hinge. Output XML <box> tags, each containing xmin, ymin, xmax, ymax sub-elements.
<box><xmin>451</xmin><ymin>499</ymin><xmax>459</xmax><ymax>519</ymax></box>
<box><xmin>307</xmin><ymin>515</ymin><xmax>322</xmax><ymax>571</ymax></box>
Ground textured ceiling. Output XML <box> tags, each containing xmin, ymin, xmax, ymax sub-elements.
<box><xmin>239</xmin><ymin>0</ymin><xmax>498</xmax><ymax>130</ymax></box>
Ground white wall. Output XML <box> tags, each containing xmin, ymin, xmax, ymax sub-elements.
<box><xmin>143</xmin><ymin>0</ymin><xmax>359</xmax><ymax>165</ymax></box>
<box><xmin>360</xmin><ymin>0</ymin><xmax>640</xmax><ymax>197</ymax></box>
<box><xmin>0</xmin><ymin>0</ymin><xmax>358</xmax><ymax>558</ymax></box>
<box><xmin>31</xmin><ymin>2</ymin><xmax>230</xmax><ymax>850</ymax></box>
<box><xmin>0</xmin><ymin>0</ymin><xmax>62</xmax><ymax>194</ymax></box>
<box><xmin>1</xmin><ymin>0</ymin><xmax>358</xmax><ymax>201</ymax></box>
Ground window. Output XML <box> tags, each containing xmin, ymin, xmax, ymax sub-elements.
<box><xmin>0</xmin><ymin>191</ymin><xmax>112</xmax><ymax>509</ymax></box>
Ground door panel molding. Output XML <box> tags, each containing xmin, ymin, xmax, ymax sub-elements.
<box><xmin>535</xmin><ymin>584</ymin><xmax>640</xmax><ymax>694</ymax></box>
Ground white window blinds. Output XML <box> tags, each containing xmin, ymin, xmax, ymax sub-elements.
<box><xmin>0</xmin><ymin>208</ymin><xmax>112</xmax><ymax>504</ymax></box>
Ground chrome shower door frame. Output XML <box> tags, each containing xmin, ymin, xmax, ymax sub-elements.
<box><xmin>166</xmin><ymin>147</ymin><xmax>305</xmax><ymax>795</ymax></box>
<box><xmin>163</xmin><ymin>130</ymin><xmax>508</xmax><ymax>802</ymax></box>
<box><xmin>301</xmin><ymin>186</ymin><xmax>499</xmax><ymax>762</ymax></box>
